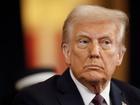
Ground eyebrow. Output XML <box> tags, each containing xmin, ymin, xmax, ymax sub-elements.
<box><xmin>76</xmin><ymin>31</ymin><xmax>89</xmax><ymax>37</ymax></box>
<box><xmin>77</xmin><ymin>32</ymin><xmax>112</xmax><ymax>39</ymax></box>
<box><xmin>98</xmin><ymin>36</ymin><xmax>111</xmax><ymax>40</ymax></box>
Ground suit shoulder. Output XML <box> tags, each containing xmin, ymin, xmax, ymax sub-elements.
<box><xmin>13</xmin><ymin>75</ymin><xmax>60</xmax><ymax>104</ymax></box>
<box><xmin>21</xmin><ymin>75</ymin><xmax>60</xmax><ymax>93</ymax></box>
<box><xmin>112</xmin><ymin>79</ymin><xmax>140</xmax><ymax>98</ymax></box>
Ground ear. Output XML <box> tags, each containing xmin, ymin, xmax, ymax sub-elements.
<box><xmin>116</xmin><ymin>46</ymin><xmax>126</xmax><ymax>66</ymax></box>
<box><xmin>62</xmin><ymin>43</ymin><xmax>71</xmax><ymax>65</ymax></box>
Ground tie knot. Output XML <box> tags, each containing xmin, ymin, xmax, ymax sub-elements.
<box><xmin>92</xmin><ymin>94</ymin><xmax>107</xmax><ymax>105</ymax></box>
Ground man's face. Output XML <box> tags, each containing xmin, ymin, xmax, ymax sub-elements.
<box><xmin>63</xmin><ymin>21</ymin><xmax>125</xmax><ymax>92</ymax></box>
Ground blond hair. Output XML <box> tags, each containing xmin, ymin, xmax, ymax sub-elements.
<box><xmin>62</xmin><ymin>5</ymin><xmax>129</xmax><ymax>45</ymax></box>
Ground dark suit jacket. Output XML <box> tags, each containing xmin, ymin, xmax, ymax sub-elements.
<box><xmin>13</xmin><ymin>69</ymin><xmax>140</xmax><ymax>105</ymax></box>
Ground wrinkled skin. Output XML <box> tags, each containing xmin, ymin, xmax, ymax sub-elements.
<box><xmin>63</xmin><ymin>20</ymin><xmax>125</xmax><ymax>93</ymax></box>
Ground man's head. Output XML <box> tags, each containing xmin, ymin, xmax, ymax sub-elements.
<box><xmin>62</xmin><ymin>5</ymin><xmax>129</xmax><ymax>93</ymax></box>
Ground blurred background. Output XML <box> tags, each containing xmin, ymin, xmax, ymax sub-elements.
<box><xmin>1</xmin><ymin>0</ymin><xmax>140</xmax><ymax>105</ymax></box>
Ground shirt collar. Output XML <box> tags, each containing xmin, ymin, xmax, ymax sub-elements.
<box><xmin>70</xmin><ymin>69</ymin><xmax>111</xmax><ymax>105</ymax></box>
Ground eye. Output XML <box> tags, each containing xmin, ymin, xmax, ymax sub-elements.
<box><xmin>100</xmin><ymin>38</ymin><xmax>112</xmax><ymax>50</ymax></box>
<box><xmin>77</xmin><ymin>38</ymin><xmax>90</xmax><ymax>49</ymax></box>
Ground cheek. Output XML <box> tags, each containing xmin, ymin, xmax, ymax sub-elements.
<box><xmin>69</xmin><ymin>47</ymin><xmax>89</xmax><ymax>74</ymax></box>
<box><xmin>104</xmin><ymin>47</ymin><xmax>118</xmax><ymax>61</ymax></box>
<box><xmin>103</xmin><ymin>49</ymin><xmax>118</xmax><ymax>73</ymax></box>
<box><xmin>70</xmin><ymin>46</ymin><xmax>88</xmax><ymax>62</ymax></box>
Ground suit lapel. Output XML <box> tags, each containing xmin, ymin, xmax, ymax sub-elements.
<box><xmin>110</xmin><ymin>80</ymin><xmax>128</xmax><ymax>105</ymax></box>
<box><xmin>56</xmin><ymin>69</ymin><xmax>84</xmax><ymax>105</ymax></box>
<box><xmin>56</xmin><ymin>70</ymin><xmax>128</xmax><ymax>105</ymax></box>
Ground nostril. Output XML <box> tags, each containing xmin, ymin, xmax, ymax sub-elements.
<box><xmin>89</xmin><ymin>54</ymin><xmax>100</xmax><ymax>59</ymax></box>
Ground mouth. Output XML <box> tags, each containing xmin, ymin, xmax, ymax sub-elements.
<box><xmin>84</xmin><ymin>65</ymin><xmax>104</xmax><ymax>71</ymax></box>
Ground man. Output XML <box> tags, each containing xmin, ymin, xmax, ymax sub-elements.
<box><xmin>13</xmin><ymin>5</ymin><xmax>140</xmax><ymax>105</ymax></box>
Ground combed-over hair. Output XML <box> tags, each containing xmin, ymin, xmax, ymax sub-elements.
<box><xmin>62</xmin><ymin>5</ymin><xmax>129</xmax><ymax>45</ymax></box>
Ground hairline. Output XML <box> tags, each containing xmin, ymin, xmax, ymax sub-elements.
<box><xmin>62</xmin><ymin>5</ymin><xmax>129</xmax><ymax>47</ymax></box>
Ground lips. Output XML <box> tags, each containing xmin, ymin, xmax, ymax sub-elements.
<box><xmin>84</xmin><ymin>65</ymin><xmax>104</xmax><ymax>70</ymax></box>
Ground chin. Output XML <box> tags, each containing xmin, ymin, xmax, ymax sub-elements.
<box><xmin>87</xmin><ymin>79</ymin><xmax>107</xmax><ymax>93</ymax></box>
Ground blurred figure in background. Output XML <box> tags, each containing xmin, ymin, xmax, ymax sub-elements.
<box><xmin>13</xmin><ymin>5</ymin><xmax>140</xmax><ymax>105</ymax></box>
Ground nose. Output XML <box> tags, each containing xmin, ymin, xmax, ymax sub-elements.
<box><xmin>89</xmin><ymin>40</ymin><xmax>100</xmax><ymax>59</ymax></box>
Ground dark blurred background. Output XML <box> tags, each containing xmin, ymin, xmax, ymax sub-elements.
<box><xmin>129</xmin><ymin>0</ymin><xmax>140</xmax><ymax>88</ymax></box>
<box><xmin>1</xmin><ymin>0</ymin><xmax>140</xmax><ymax>105</ymax></box>
<box><xmin>1</xmin><ymin>0</ymin><xmax>25</xmax><ymax>105</ymax></box>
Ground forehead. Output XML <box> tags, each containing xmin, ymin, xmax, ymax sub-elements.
<box><xmin>72</xmin><ymin>20</ymin><xmax>118</xmax><ymax>39</ymax></box>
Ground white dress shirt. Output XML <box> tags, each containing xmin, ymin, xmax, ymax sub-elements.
<box><xmin>70</xmin><ymin>69</ymin><xmax>111</xmax><ymax>105</ymax></box>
